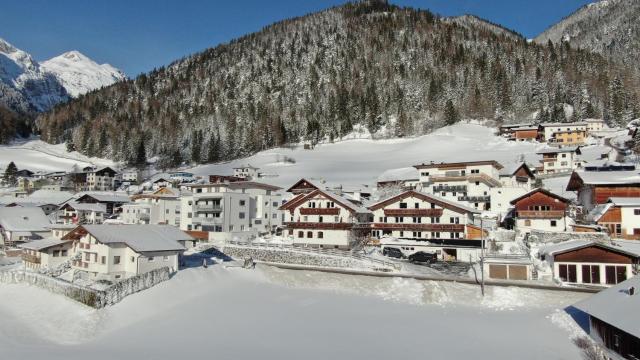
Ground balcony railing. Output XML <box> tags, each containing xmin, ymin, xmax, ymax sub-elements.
<box><xmin>299</xmin><ymin>208</ymin><xmax>340</xmax><ymax>215</ymax></box>
<box><xmin>371</xmin><ymin>223</ymin><xmax>466</xmax><ymax>231</ymax></box>
<box><xmin>517</xmin><ymin>210</ymin><xmax>565</xmax><ymax>219</ymax></box>
<box><xmin>433</xmin><ymin>185</ymin><xmax>468</xmax><ymax>192</ymax></box>
<box><xmin>21</xmin><ymin>253</ymin><xmax>41</xmax><ymax>264</ymax></box>
<box><xmin>193</xmin><ymin>216</ymin><xmax>223</xmax><ymax>224</ymax></box>
<box><xmin>383</xmin><ymin>209</ymin><xmax>443</xmax><ymax>217</ymax></box>
<box><xmin>427</xmin><ymin>173</ymin><xmax>501</xmax><ymax>187</ymax></box>
<box><xmin>458</xmin><ymin>195</ymin><xmax>491</xmax><ymax>202</ymax></box>
<box><xmin>283</xmin><ymin>222</ymin><xmax>357</xmax><ymax>230</ymax></box>
<box><xmin>196</xmin><ymin>204</ymin><xmax>223</xmax><ymax>212</ymax></box>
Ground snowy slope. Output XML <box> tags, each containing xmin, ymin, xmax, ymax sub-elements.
<box><xmin>0</xmin><ymin>37</ymin><xmax>68</xmax><ymax>112</ymax></box>
<box><xmin>444</xmin><ymin>15</ymin><xmax>524</xmax><ymax>42</ymax></box>
<box><xmin>0</xmin><ymin>265</ymin><xmax>589</xmax><ymax>359</ymax></box>
<box><xmin>0</xmin><ymin>137</ymin><xmax>113</xmax><ymax>173</ymax></box>
<box><xmin>42</xmin><ymin>51</ymin><xmax>125</xmax><ymax>97</ymax></box>
<box><xmin>189</xmin><ymin>123</ymin><xmax>545</xmax><ymax>189</ymax></box>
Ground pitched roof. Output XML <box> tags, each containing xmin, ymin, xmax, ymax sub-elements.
<box><xmin>540</xmin><ymin>122</ymin><xmax>587</xmax><ymax>127</ymax></box>
<box><xmin>0</xmin><ymin>207</ymin><xmax>51</xmax><ymax>232</ymax></box>
<box><xmin>541</xmin><ymin>239</ymin><xmax>640</xmax><ymax>258</ymax></box>
<box><xmin>566</xmin><ymin>170</ymin><xmax>640</xmax><ymax>190</ymax></box>
<box><xmin>586</xmin><ymin>203</ymin><xmax>613</xmax><ymax>223</ymax></box>
<box><xmin>574</xmin><ymin>276</ymin><xmax>640</xmax><ymax>339</ymax></box>
<box><xmin>509</xmin><ymin>188</ymin><xmax>570</xmax><ymax>205</ymax></box>
<box><xmin>536</xmin><ymin>146</ymin><xmax>581</xmax><ymax>154</ymax></box>
<box><xmin>369</xmin><ymin>190</ymin><xmax>480</xmax><ymax>214</ymax></box>
<box><xmin>18</xmin><ymin>238</ymin><xmax>70</xmax><ymax>251</ymax></box>
<box><xmin>64</xmin><ymin>225</ymin><xmax>189</xmax><ymax>253</ymax></box>
<box><xmin>61</xmin><ymin>201</ymin><xmax>107</xmax><ymax>213</ymax></box>
<box><xmin>608</xmin><ymin>197</ymin><xmax>640</xmax><ymax>207</ymax></box>
<box><xmin>76</xmin><ymin>193</ymin><xmax>130</xmax><ymax>203</ymax></box>
<box><xmin>279</xmin><ymin>188</ymin><xmax>369</xmax><ymax>214</ymax></box>
<box><xmin>499</xmin><ymin>162</ymin><xmax>535</xmax><ymax>178</ymax></box>
<box><xmin>414</xmin><ymin>160</ymin><xmax>504</xmax><ymax>170</ymax></box>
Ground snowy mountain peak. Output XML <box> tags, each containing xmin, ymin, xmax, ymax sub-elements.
<box><xmin>42</xmin><ymin>51</ymin><xmax>126</xmax><ymax>97</ymax></box>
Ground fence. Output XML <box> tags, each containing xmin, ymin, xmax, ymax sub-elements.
<box><xmin>0</xmin><ymin>266</ymin><xmax>172</xmax><ymax>308</ymax></box>
<box><xmin>224</xmin><ymin>241</ymin><xmax>399</xmax><ymax>271</ymax></box>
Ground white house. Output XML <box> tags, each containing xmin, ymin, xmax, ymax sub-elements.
<box><xmin>233</xmin><ymin>164</ymin><xmax>259</xmax><ymax>180</ymax></box>
<box><xmin>19</xmin><ymin>238</ymin><xmax>74</xmax><ymax>271</ymax></box>
<box><xmin>0</xmin><ymin>207</ymin><xmax>51</xmax><ymax>247</ymax></box>
<box><xmin>59</xmin><ymin>202</ymin><xmax>106</xmax><ymax>225</ymax></box>
<box><xmin>510</xmin><ymin>188</ymin><xmax>572</xmax><ymax>233</ymax></box>
<box><xmin>537</xmin><ymin>146</ymin><xmax>582</xmax><ymax>175</ymax></box>
<box><xmin>541</xmin><ymin>239</ymin><xmax>640</xmax><ymax>287</ymax></box>
<box><xmin>122</xmin><ymin>188</ymin><xmax>181</xmax><ymax>226</ymax></box>
<box><xmin>539</xmin><ymin>122</ymin><xmax>587</xmax><ymax>143</ymax></box>
<box><xmin>279</xmin><ymin>188</ymin><xmax>371</xmax><ymax>249</ymax></box>
<box><xmin>121</xmin><ymin>169</ymin><xmax>141</xmax><ymax>184</ymax></box>
<box><xmin>368</xmin><ymin>190</ymin><xmax>485</xmax><ymax>261</ymax></box>
<box><xmin>84</xmin><ymin>167</ymin><xmax>118</xmax><ymax>191</ymax></box>
<box><xmin>584</xmin><ymin>118</ymin><xmax>606</xmax><ymax>133</ymax></box>
<box><xmin>64</xmin><ymin>224</ymin><xmax>188</xmax><ymax>281</ymax></box>
<box><xmin>587</xmin><ymin>197</ymin><xmax>640</xmax><ymax>240</ymax></box>
<box><xmin>180</xmin><ymin>181</ymin><xmax>283</xmax><ymax>241</ymax></box>
<box><xmin>414</xmin><ymin>160</ymin><xmax>504</xmax><ymax>211</ymax></box>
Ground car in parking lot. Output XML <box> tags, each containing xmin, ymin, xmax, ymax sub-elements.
<box><xmin>408</xmin><ymin>251</ymin><xmax>437</xmax><ymax>264</ymax></box>
<box><xmin>382</xmin><ymin>247</ymin><xmax>405</xmax><ymax>259</ymax></box>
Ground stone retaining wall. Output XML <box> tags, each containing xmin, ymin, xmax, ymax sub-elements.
<box><xmin>528</xmin><ymin>230</ymin><xmax>609</xmax><ymax>244</ymax></box>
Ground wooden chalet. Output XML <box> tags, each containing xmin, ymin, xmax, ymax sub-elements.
<box><xmin>509</xmin><ymin>188</ymin><xmax>571</xmax><ymax>232</ymax></box>
<box><xmin>567</xmin><ymin>170</ymin><xmax>640</xmax><ymax>211</ymax></box>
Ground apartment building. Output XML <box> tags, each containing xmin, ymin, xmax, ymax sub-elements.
<box><xmin>537</xmin><ymin>146</ymin><xmax>582</xmax><ymax>175</ymax></box>
<box><xmin>121</xmin><ymin>188</ymin><xmax>181</xmax><ymax>226</ymax></box>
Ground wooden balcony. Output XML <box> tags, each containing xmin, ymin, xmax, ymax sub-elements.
<box><xmin>383</xmin><ymin>209</ymin><xmax>443</xmax><ymax>217</ymax></box>
<box><xmin>299</xmin><ymin>208</ymin><xmax>340</xmax><ymax>215</ymax></box>
<box><xmin>517</xmin><ymin>210</ymin><xmax>565</xmax><ymax>219</ymax></box>
<box><xmin>283</xmin><ymin>222</ymin><xmax>357</xmax><ymax>230</ymax></box>
<box><xmin>371</xmin><ymin>223</ymin><xmax>465</xmax><ymax>231</ymax></box>
<box><xmin>428</xmin><ymin>173</ymin><xmax>501</xmax><ymax>187</ymax></box>
<box><xmin>21</xmin><ymin>253</ymin><xmax>41</xmax><ymax>264</ymax></box>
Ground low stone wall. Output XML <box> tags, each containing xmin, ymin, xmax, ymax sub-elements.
<box><xmin>0</xmin><ymin>266</ymin><xmax>172</xmax><ymax>308</ymax></box>
<box><xmin>528</xmin><ymin>230</ymin><xmax>609</xmax><ymax>244</ymax></box>
<box><xmin>493</xmin><ymin>229</ymin><xmax>517</xmax><ymax>242</ymax></box>
<box><xmin>223</xmin><ymin>245</ymin><xmax>388</xmax><ymax>270</ymax></box>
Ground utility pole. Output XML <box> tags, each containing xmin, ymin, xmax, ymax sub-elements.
<box><xmin>480</xmin><ymin>216</ymin><xmax>485</xmax><ymax>297</ymax></box>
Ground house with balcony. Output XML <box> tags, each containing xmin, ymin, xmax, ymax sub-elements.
<box><xmin>180</xmin><ymin>181</ymin><xmax>283</xmax><ymax>241</ymax></box>
<box><xmin>279</xmin><ymin>187</ymin><xmax>371</xmax><ymax>249</ymax></box>
<box><xmin>414</xmin><ymin>160</ymin><xmax>503</xmax><ymax>211</ymax></box>
<box><xmin>539</xmin><ymin>122</ymin><xmax>587</xmax><ymax>144</ymax></box>
<box><xmin>587</xmin><ymin>198</ymin><xmax>640</xmax><ymax>240</ymax></box>
<box><xmin>64</xmin><ymin>224</ymin><xmax>188</xmax><ymax>281</ymax></box>
<box><xmin>566</xmin><ymin>169</ymin><xmax>640</xmax><ymax>211</ymax></box>
<box><xmin>83</xmin><ymin>167</ymin><xmax>118</xmax><ymax>191</ymax></box>
<box><xmin>537</xmin><ymin>146</ymin><xmax>582</xmax><ymax>175</ymax></box>
<box><xmin>18</xmin><ymin>237</ymin><xmax>74</xmax><ymax>271</ymax></box>
<box><xmin>233</xmin><ymin>164</ymin><xmax>259</xmax><ymax>180</ymax></box>
<box><xmin>122</xmin><ymin>188</ymin><xmax>181</xmax><ymax>226</ymax></box>
<box><xmin>510</xmin><ymin>188</ymin><xmax>572</xmax><ymax>232</ymax></box>
<box><xmin>74</xmin><ymin>193</ymin><xmax>130</xmax><ymax>215</ymax></box>
<box><xmin>368</xmin><ymin>190</ymin><xmax>485</xmax><ymax>261</ymax></box>
<box><xmin>0</xmin><ymin>207</ymin><xmax>51</xmax><ymax>247</ymax></box>
<box><xmin>59</xmin><ymin>202</ymin><xmax>106</xmax><ymax>225</ymax></box>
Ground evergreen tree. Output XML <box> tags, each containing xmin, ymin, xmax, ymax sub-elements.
<box><xmin>191</xmin><ymin>130</ymin><xmax>202</xmax><ymax>163</ymax></box>
<box><xmin>444</xmin><ymin>99</ymin><xmax>459</xmax><ymax>126</ymax></box>
<box><xmin>3</xmin><ymin>161</ymin><xmax>18</xmax><ymax>186</ymax></box>
<box><xmin>134</xmin><ymin>138</ymin><xmax>147</xmax><ymax>167</ymax></box>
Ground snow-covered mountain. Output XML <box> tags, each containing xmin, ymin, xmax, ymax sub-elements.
<box><xmin>443</xmin><ymin>15</ymin><xmax>524</xmax><ymax>42</ymax></box>
<box><xmin>534</xmin><ymin>0</ymin><xmax>640</xmax><ymax>67</ymax></box>
<box><xmin>0</xmin><ymin>37</ymin><xmax>68</xmax><ymax>113</ymax></box>
<box><xmin>41</xmin><ymin>51</ymin><xmax>126</xmax><ymax>97</ymax></box>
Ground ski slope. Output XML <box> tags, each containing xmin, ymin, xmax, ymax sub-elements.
<box><xmin>0</xmin><ymin>138</ymin><xmax>113</xmax><ymax>173</ymax></box>
<box><xmin>0</xmin><ymin>265</ymin><xmax>589</xmax><ymax>360</ymax></box>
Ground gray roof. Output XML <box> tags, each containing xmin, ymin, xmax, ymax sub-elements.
<box><xmin>18</xmin><ymin>238</ymin><xmax>70</xmax><ymax>251</ymax></box>
<box><xmin>0</xmin><ymin>207</ymin><xmax>52</xmax><ymax>232</ymax></box>
<box><xmin>608</xmin><ymin>197</ymin><xmax>640</xmax><ymax>207</ymax></box>
<box><xmin>574</xmin><ymin>276</ymin><xmax>640</xmax><ymax>339</ymax></box>
<box><xmin>586</xmin><ymin>203</ymin><xmax>612</xmax><ymax>222</ymax></box>
<box><xmin>81</xmin><ymin>225</ymin><xmax>189</xmax><ymax>253</ymax></box>
<box><xmin>62</xmin><ymin>201</ymin><xmax>107</xmax><ymax>213</ymax></box>
<box><xmin>540</xmin><ymin>122</ymin><xmax>587</xmax><ymax>127</ymax></box>
<box><xmin>77</xmin><ymin>192</ymin><xmax>130</xmax><ymax>203</ymax></box>
<box><xmin>574</xmin><ymin>170</ymin><xmax>640</xmax><ymax>185</ymax></box>
<box><xmin>320</xmin><ymin>189</ymin><xmax>370</xmax><ymax>214</ymax></box>
<box><xmin>536</xmin><ymin>146</ymin><xmax>580</xmax><ymax>154</ymax></box>
<box><xmin>541</xmin><ymin>239</ymin><xmax>640</xmax><ymax>258</ymax></box>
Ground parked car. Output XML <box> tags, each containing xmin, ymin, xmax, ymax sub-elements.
<box><xmin>382</xmin><ymin>247</ymin><xmax>404</xmax><ymax>259</ymax></box>
<box><xmin>408</xmin><ymin>251</ymin><xmax>437</xmax><ymax>264</ymax></box>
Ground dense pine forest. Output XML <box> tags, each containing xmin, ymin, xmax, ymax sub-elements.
<box><xmin>36</xmin><ymin>1</ymin><xmax>640</xmax><ymax>167</ymax></box>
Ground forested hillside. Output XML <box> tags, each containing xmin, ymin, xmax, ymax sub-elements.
<box><xmin>37</xmin><ymin>1</ymin><xmax>640</xmax><ymax>167</ymax></box>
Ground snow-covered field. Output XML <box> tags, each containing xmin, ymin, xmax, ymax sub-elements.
<box><xmin>0</xmin><ymin>265</ymin><xmax>589</xmax><ymax>359</ymax></box>
<box><xmin>190</xmin><ymin>123</ymin><xmax>544</xmax><ymax>188</ymax></box>
<box><xmin>0</xmin><ymin>138</ymin><xmax>112</xmax><ymax>173</ymax></box>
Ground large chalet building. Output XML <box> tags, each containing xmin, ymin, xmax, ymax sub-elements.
<box><xmin>587</xmin><ymin>198</ymin><xmax>640</xmax><ymax>240</ymax></box>
<box><xmin>510</xmin><ymin>188</ymin><xmax>572</xmax><ymax>232</ymax></box>
<box><xmin>279</xmin><ymin>187</ymin><xmax>371</xmax><ymax>249</ymax></box>
<box><xmin>414</xmin><ymin>160</ymin><xmax>503</xmax><ymax>211</ymax></box>
<box><xmin>567</xmin><ymin>168</ymin><xmax>640</xmax><ymax>211</ymax></box>
<box><xmin>537</xmin><ymin>146</ymin><xmax>582</xmax><ymax>175</ymax></box>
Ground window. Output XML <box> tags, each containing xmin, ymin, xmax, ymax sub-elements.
<box><xmin>101</xmin><ymin>256</ymin><xmax>106</xmax><ymax>264</ymax></box>
<box><xmin>61</xmin><ymin>250</ymin><xmax>67</xmax><ymax>256</ymax></box>
<box><xmin>114</xmin><ymin>256</ymin><xmax>121</xmax><ymax>265</ymax></box>
<box><xmin>298</xmin><ymin>231</ymin><xmax>304</xmax><ymax>238</ymax></box>
<box><xmin>634</xmin><ymin>209</ymin><xmax>640</xmax><ymax>215</ymax></box>
<box><xmin>303</xmin><ymin>216</ymin><xmax>308</xmax><ymax>222</ymax></box>
<box><xmin>187</xmin><ymin>212</ymin><xmax>192</xmax><ymax>218</ymax></box>
<box><xmin>163</xmin><ymin>256</ymin><xmax>169</xmax><ymax>261</ymax></box>
<box><xmin>148</xmin><ymin>257</ymin><xmax>155</xmax><ymax>262</ymax></box>
<box><xmin>475</xmin><ymin>181</ymin><xmax>480</xmax><ymax>186</ymax></box>
<box><xmin>239</xmin><ymin>200</ymin><xmax>246</xmax><ymax>206</ymax></box>
<box><xmin>430</xmin><ymin>203</ymin><xmax>435</xmax><ymax>209</ymax></box>
<box><xmin>130</xmin><ymin>256</ymin><xmax>135</xmax><ymax>263</ymax></box>
<box><xmin>399</xmin><ymin>202</ymin><xmax>407</xmax><ymax>209</ymax></box>
<box><xmin>524</xmin><ymin>219</ymin><xmax>531</xmax><ymax>226</ymax></box>
<box><xmin>615</xmin><ymin>224</ymin><xmax>622</xmax><ymax>235</ymax></box>
<box><xmin>558</xmin><ymin>264</ymin><xmax>577</xmax><ymax>282</ymax></box>
<box><xmin>605</xmin><ymin>266</ymin><xmax>627</xmax><ymax>284</ymax></box>
<box><xmin>412</xmin><ymin>217</ymin><xmax>421</xmax><ymax>223</ymax></box>
<box><xmin>550</xmin><ymin>220</ymin><xmax>557</xmax><ymax>227</ymax></box>
<box><xmin>581</xmin><ymin>265</ymin><xmax>600</xmax><ymax>284</ymax></box>
<box><xmin>319</xmin><ymin>216</ymin><xmax>323</xmax><ymax>223</ymax></box>
<box><xmin>399</xmin><ymin>231</ymin><xmax>404</xmax><ymax>237</ymax></box>
<box><xmin>273</xmin><ymin>202</ymin><xmax>278</xmax><ymax>207</ymax></box>
<box><xmin>53</xmin><ymin>250</ymin><xmax>60</xmax><ymax>257</ymax></box>
<box><xmin>272</xmin><ymin>213</ymin><xmax>277</xmax><ymax>219</ymax></box>
<box><xmin>414</xmin><ymin>203</ymin><xmax>419</xmax><ymax>209</ymax></box>
<box><xmin>239</xmin><ymin>212</ymin><xmax>245</xmax><ymax>219</ymax></box>
<box><xmin>395</xmin><ymin>217</ymin><xmax>402</xmax><ymax>223</ymax></box>
<box><xmin>318</xmin><ymin>232</ymin><xmax>323</xmax><ymax>239</ymax></box>
<box><xmin>307</xmin><ymin>231</ymin><xmax>313</xmax><ymax>238</ymax></box>
<box><xmin>383</xmin><ymin>217</ymin><xmax>388</xmax><ymax>223</ymax></box>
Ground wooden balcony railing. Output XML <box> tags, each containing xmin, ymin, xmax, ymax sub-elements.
<box><xmin>283</xmin><ymin>222</ymin><xmax>356</xmax><ymax>230</ymax></box>
<box><xmin>383</xmin><ymin>209</ymin><xmax>443</xmax><ymax>217</ymax></box>
<box><xmin>21</xmin><ymin>253</ymin><xmax>41</xmax><ymax>264</ymax></box>
<box><xmin>371</xmin><ymin>223</ymin><xmax>465</xmax><ymax>231</ymax></box>
<box><xmin>517</xmin><ymin>210</ymin><xmax>565</xmax><ymax>219</ymax></box>
<box><xmin>299</xmin><ymin>208</ymin><xmax>340</xmax><ymax>215</ymax></box>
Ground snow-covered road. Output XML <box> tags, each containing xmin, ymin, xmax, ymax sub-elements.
<box><xmin>0</xmin><ymin>265</ymin><xmax>589</xmax><ymax>359</ymax></box>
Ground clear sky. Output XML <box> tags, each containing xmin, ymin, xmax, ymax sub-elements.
<box><xmin>0</xmin><ymin>0</ymin><xmax>594</xmax><ymax>77</ymax></box>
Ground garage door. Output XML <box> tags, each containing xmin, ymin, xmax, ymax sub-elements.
<box><xmin>508</xmin><ymin>265</ymin><xmax>527</xmax><ymax>280</ymax></box>
<box><xmin>489</xmin><ymin>264</ymin><xmax>507</xmax><ymax>279</ymax></box>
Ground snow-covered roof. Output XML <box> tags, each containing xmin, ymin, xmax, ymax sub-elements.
<box><xmin>586</xmin><ymin>203</ymin><xmax>612</xmax><ymax>222</ymax></box>
<box><xmin>321</xmin><ymin>189</ymin><xmax>370</xmax><ymax>214</ymax></box>
<box><xmin>62</xmin><ymin>201</ymin><xmax>107</xmax><ymax>213</ymax></box>
<box><xmin>541</xmin><ymin>239</ymin><xmax>640</xmax><ymax>258</ymax></box>
<box><xmin>540</xmin><ymin>122</ymin><xmax>587</xmax><ymax>127</ymax></box>
<box><xmin>18</xmin><ymin>238</ymin><xmax>69</xmax><ymax>251</ymax></box>
<box><xmin>536</xmin><ymin>146</ymin><xmax>580</xmax><ymax>154</ymax></box>
<box><xmin>369</xmin><ymin>190</ymin><xmax>480</xmax><ymax>214</ymax></box>
<box><xmin>499</xmin><ymin>162</ymin><xmax>533</xmax><ymax>177</ymax></box>
<box><xmin>77</xmin><ymin>225</ymin><xmax>189</xmax><ymax>253</ymax></box>
<box><xmin>376</xmin><ymin>167</ymin><xmax>419</xmax><ymax>183</ymax></box>
<box><xmin>77</xmin><ymin>192</ymin><xmax>130</xmax><ymax>203</ymax></box>
<box><xmin>0</xmin><ymin>207</ymin><xmax>51</xmax><ymax>232</ymax></box>
<box><xmin>571</xmin><ymin>170</ymin><xmax>640</xmax><ymax>185</ymax></box>
<box><xmin>574</xmin><ymin>276</ymin><xmax>640</xmax><ymax>339</ymax></box>
<box><xmin>608</xmin><ymin>197</ymin><xmax>640</xmax><ymax>207</ymax></box>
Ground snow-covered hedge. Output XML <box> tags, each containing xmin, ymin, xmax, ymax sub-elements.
<box><xmin>0</xmin><ymin>267</ymin><xmax>173</xmax><ymax>308</ymax></box>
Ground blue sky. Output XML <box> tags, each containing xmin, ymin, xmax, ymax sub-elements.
<box><xmin>0</xmin><ymin>0</ymin><xmax>593</xmax><ymax>76</ymax></box>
